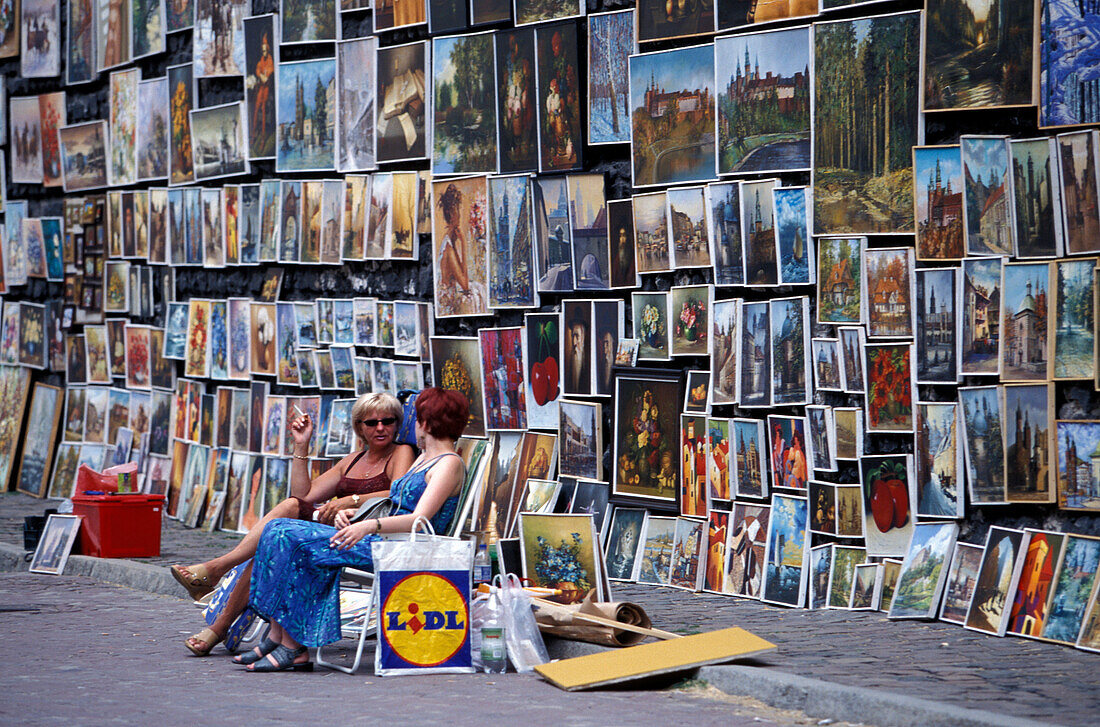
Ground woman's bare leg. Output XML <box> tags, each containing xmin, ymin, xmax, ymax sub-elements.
<box><xmin>179</xmin><ymin>498</ymin><xmax>302</xmax><ymax>582</ymax></box>
<box><xmin>185</xmin><ymin>561</ymin><xmax>254</xmax><ymax>650</ymax></box>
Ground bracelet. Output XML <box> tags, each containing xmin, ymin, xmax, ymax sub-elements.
<box><xmin>375</xmin><ymin>517</ymin><xmax>383</xmax><ymax>534</ymax></box>
<box><xmin>292</xmin><ymin>454</ymin><xmax>309</xmax><ymax>461</ymax></box>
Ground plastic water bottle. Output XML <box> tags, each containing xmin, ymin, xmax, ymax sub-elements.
<box><xmin>473</xmin><ymin>543</ymin><xmax>492</xmax><ymax>588</ymax></box>
<box><xmin>479</xmin><ymin>589</ymin><xmax>507</xmax><ymax>674</ymax></box>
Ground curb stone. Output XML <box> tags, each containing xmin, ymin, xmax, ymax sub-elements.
<box><xmin>696</xmin><ymin>665</ymin><xmax>1066</xmax><ymax>727</ymax></box>
<box><xmin>0</xmin><ymin>541</ymin><xmax>1066</xmax><ymax>727</ymax></box>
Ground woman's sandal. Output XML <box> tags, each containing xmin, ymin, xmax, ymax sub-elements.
<box><xmin>169</xmin><ymin>564</ymin><xmax>216</xmax><ymax>601</ymax></box>
<box><xmin>246</xmin><ymin>645</ymin><xmax>313</xmax><ymax>673</ymax></box>
<box><xmin>184</xmin><ymin>627</ymin><xmax>224</xmax><ymax>657</ymax></box>
<box><xmin>232</xmin><ymin>636</ymin><xmax>280</xmax><ymax>665</ymax></box>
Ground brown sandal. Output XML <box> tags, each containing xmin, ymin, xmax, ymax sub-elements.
<box><xmin>169</xmin><ymin>564</ymin><xmax>216</xmax><ymax>601</ymax></box>
<box><xmin>185</xmin><ymin>627</ymin><xmax>224</xmax><ymax>657</ymax></box>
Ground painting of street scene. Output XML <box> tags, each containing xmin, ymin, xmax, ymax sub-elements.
<box><xmin>1000</xmin><ymin>263</ymin><xmax>1049</xmax><ymax>381</ymax></box>
<box><xmin>1056</xmin><ymin>421</ymin><xmax>1100</xmax><ymax>511</ymax></box>
<box><xmin>1053</xmin><ymin>259</ymin><xmax>1096</xmax><ymax>380</ymax></box>
<box><xmin>276</xmin><ymin>59</ymin><xmax>336</xmax><ymax>172</ymax></box>
<box><xmin>814</xmin><ymin>13</ymin><xmax>920</xmax><ymax>234</ymax></box>
<box><xmin>762</xmin><ymin>494</ymin><xmax>807</xmax><ymax>607</ymax></box>
<box><xmin>914</xmin><ymin>145</ymin><xmax>965</xmax><ymax>260</ymax></box>
<box><xmin>716</xmin><ymin>27</ymin><xmax>810</xmax><ymax>175</ymax></box>
<box><xmin>961</xmin><ymin>136</ymin><xmax>1015</xmax><ymax>256</ymax></box>
<box><xmin>915</xmin><ymin>402</ymin><xmax>962</xmax><ymax>518</ymax></box>
<box><xmin>923</xmin><ymin>0</ymin><xmax>1035</xmax><ymax>110</ymax></box>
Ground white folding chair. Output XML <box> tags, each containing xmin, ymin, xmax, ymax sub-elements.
<box><xmin>315</xmin><ymin>568</ymin><xmax>377</xmax><ymax>674</ymax></box>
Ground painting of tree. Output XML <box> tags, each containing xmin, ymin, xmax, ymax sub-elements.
<box><xmin>813</xmin><ymin>12</ymin><xmax>921</xmax><ymax>235</ymax></box>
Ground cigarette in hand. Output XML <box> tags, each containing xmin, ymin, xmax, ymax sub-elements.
<box><xmin>292</xmin><ymin>404</ymin><xmax>306</xmax><ymax>419</ymax></box>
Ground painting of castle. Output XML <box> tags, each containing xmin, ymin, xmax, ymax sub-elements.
<box><xmin>629</xmin><ymin>44</ymin><xmax>716</xmax><ymax>187</ymax></box>
<box><xmin>716</xmin><ymin>27</ymin><xmax>810</xmax><ymax>174</ymax></box>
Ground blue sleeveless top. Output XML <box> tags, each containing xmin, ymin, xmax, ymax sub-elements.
<box><xmin>390</xmin><ymin>452</ymin><xmax>462</xmax><ymax>533</ymax></box>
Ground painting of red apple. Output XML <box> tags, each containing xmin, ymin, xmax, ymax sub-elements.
<box><xmin>859</xmin><ymin>454</ymin><xmax>916</xmax><ymax>557</ymax></box>
<box><xmin>524</xmin><ymin>312</ymin><xmax>562</xmax><ymax>429</ymax></box>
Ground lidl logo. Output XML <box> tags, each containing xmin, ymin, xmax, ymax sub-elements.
<box><xmin>379</xmin><ymin>570</ymin><xmax>471</xmax><ymax>669</ymax></box>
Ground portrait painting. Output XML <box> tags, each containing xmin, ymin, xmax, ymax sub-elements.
<box><xmin>914</xmin><ymin>402</ymin><xmax>963</xmax><ymax>519</ymax></box>
<box><xmin>38</xmin><ymin>92</ymin><xmax>65</xmax><ymax>188</ymax></box>
<box><xmin>716</xmin><ymin>26</ymin><xmax>811</xmax><ymax>175</ymax></box>
<box><xmin>29</xmin><ymin>515</ymin><xmax>81</xmax><ymax>575</ymax></box>
<box><xmin>193</xmin><ymin>0</ymin><xmax>245</xmax><ymax>76</ymax></box>
<box><xmin>737</xmin><ymin>300</ymin><xmax>770</xmax><ymax>407</ymax></box>
<box><xmin>15</xmin><ymin>383</ymin><xmax>62</xmax><ymax>498</ymax></box>
<box><xmin>667</xmin><ymin>187</ymin><xmax>711</xmax><ymax>271</ymax></box>
<box><xmin>605</xmin><ymin>507</ymin><xmax>646</xmax><ymax>581</ymax></box>
<box><xmin>1042</xmin><ymin>534</ymin><xmax>1100</xmax><ymax>644</ymax></box>
<box><xmin>769</xmin><ymin>296</ymin><xmax>809</xmax><ymax>406</ymax></box>
<box><xmin>863</xmin><ymin>247</ymin><xmax>915</xmax><ymax>339</ymax></box>
<box><xmin>605</xmin><ymin>200</ymin><xmax>637</xmax><ymax>290</ymax></box>
<box><xmin>813</xmin><ymin>13</ymin><xmax>920</xmax><ymax>234</ymax></box>
<box><xmin>243</xmin><ymin>14</ymin><xmax>278</xmax><ymax>161</ymax></box>
<box><xmin>629</xmin><ymin>43</ymin><xmax>715</xmax><ymax>188</ymax></box>
<box><xmin>1040</xmin><ymin>0</ymin><xmax>1100</xmax><ymax>127</ymax></box>
<box><xmin>431</xmin><ymin>176</ymin><xmax>490</xmax><ymax>317</ymax></box>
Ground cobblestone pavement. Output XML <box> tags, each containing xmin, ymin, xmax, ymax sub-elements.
<box><xmin>2</xmin><ymin>573</ymin><xmax>858</xmax><ymax>727</ymax></box>
<box><xmin>4</xmin><ymin>492</ymin><xmax>1092</xmax><ymax>726</ymax></box>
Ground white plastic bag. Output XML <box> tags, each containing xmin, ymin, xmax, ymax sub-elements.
<box><xmin>372</xmin><ymin>517</ymin><xmax>475</xmax><ymax>676</ymax></box>
<box><xmin>499</xmin><ymin>573</ymin><xmax>549</xmax><ymax>672</ymax></box>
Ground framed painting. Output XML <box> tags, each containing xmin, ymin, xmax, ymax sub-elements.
<box><xmin>812</xmin><ymin>12</ymin><xmax>920</xmax><ymax>235</ymax></box>
<box><xmin>432</xmin><ymin>32</ymin><xmax>498</xmax><ymax>175</ymax></box>
<box><xmin>913</xmin><ymin>145</ymin><xmax>965</xmax><ymax>260</ymax></box>
<box><xmin>15</xmin><ymin>383</ymin><xmax>63</xmax><ymax>497</ymax></box>
<box><xmin>535</xmin><ymin>22</ymin><xmax>583</xmax><ymax>173</ymax></box>
<box><xmin>29</xmin><ymin>515</ymin><xmax>82</xmax><ymax>575</ymax></box>
<box><xmin>965</xmin><ymin>527</ymin><xmax>1030</xmax><ymax>637</ymax></box>
<box><xmin>612</xmin><ymin>370</ymin><xmax>681</xmax><ymax>509</ymax></box>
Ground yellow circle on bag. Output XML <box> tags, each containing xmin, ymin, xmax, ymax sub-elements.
<box><xmin>381</xmin><ymin>572</ymin><xmax>469</xmax><ymax>667</ymax></box>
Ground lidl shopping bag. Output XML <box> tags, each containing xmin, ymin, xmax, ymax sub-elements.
<box><xmin>372</xmin><ymin>529</ymin><xmax>474</xmax><ymax>676</ymax></box>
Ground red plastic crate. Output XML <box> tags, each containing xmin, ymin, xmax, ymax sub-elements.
<box><xmin>71</xmin><ymin>493</ymin><xmax>165</xmax><ymax>558</ymax></box>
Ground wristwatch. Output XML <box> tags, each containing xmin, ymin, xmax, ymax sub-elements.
<box><xmin>352</xmin><ymin>494</ymin><xmax>361</xmax><ymax>505</ymax></box>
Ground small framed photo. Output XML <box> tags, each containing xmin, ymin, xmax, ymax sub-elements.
<box><xmin>29</xmin><ymin>515</ymin><xmax>83</xmax><ymax>575</ymax></box>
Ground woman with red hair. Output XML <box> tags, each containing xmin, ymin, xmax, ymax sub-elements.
<box><xmin>237</xmin><ymin>388</ymin><xmax>470</xmax><ymax>672</ymax></box>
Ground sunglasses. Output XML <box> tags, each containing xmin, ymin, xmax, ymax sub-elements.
<box><xmin>359</xmin><ymin>417</ymin><xmax>397</xmax><ymax>427</ymax></box>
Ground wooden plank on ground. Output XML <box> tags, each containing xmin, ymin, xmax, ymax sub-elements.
<box><xmin>534</xmin><ymin>627</ymin><xmax>777</xmax><ymax>691</ymax></box>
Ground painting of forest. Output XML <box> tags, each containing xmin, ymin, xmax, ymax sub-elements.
<box><xmin>432</xmin><ymin>34</ymin><xmax>498</xmax><ymax>174</ymax></box>
<box><xmin>813</xmin><ymin>13</ymin><xmax>921</xmax><ymax>235</ymax></box>
<box><xmin>923</xmin><ymin>0</ymin><xmax>1035</xmax><ymax>110</ymax></box>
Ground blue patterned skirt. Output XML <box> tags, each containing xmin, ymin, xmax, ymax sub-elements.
<box><xmin>249</xmin><ymin>518</ymin><xmax>379</xmax><ymax>647</ymax></box>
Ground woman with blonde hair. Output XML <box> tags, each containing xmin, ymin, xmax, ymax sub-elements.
<box><xmin>172</xmin><ymin>392</ymin><xmax>415</xmax><ymax>656</ymax></box>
